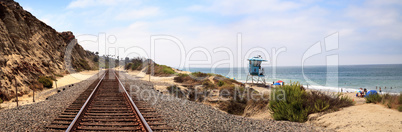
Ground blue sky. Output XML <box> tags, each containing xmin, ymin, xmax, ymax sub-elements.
<box><xmin>16</xmin><ymin>0</ymin><xmax>402</xmax><ymax>68</ymax></box>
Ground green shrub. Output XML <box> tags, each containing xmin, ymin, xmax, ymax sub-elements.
<box><xmin>0</xmin><ymin>98</ymin><xmax>3</xmax><ymax>103</ymax></box>
<box><xmin>55</xmin><ymin>74</ymin><xmax>63</xmax><ymax>77</ymax></box>
<box><xmin>131</xmin><ymin>62</ymin><xmax>142</xmax><ymax>70</ymax></box>
<box><xmin>202</xmin><ymin>80</ymin><xmax>216</xmax><ymax>89</ymax></box>
<box><xmin>269</xmin><ymin>82</ymin><xmax>354</xmax><ymax>122</ymax></box>
<box><xmin>125</xmin><ymin>63</ymin><xmax>133</xmax><ymax>70</ymax></box>
<box><xmin>399</xmin><ymin>93</ymin><xmax>402</xmax><ymax>104</ymax></box>
<box><xmin>398</xmin><ymin>106</ymin><xmax>402</xmax><ymax>112</ymax></box>
<box><xmin>191</xmin><ymin>71</ymin><xmax>209</xmax><ymax>77</ymax></box>
<box><xmin>365</xmin><ymin>94</ymin><xmax>382</xmax><ymax>103</ymax></box>
<box><xmin>93</xmin><ymin>56</ymin><xmax>99</xmax><ymax>62</ymax></box>
<box><xmin>166</xmin><ymin>85</ymin><xmax>185</xmax><ymax>98</ymax></box>
<box><xmin>161</xmin><ymin>65</ymin><xmax>175</xmax><ymax>74</ymax></box>
<box><xmin>269</xmin><ymin>82</ymin><xmax>309</xmax><ymax>122</ymax></box>
<box><xmin>314</xmin><ymin>99</ymin><xmax>330</xmax><ymax>112</ymax></box>
<box><xmin>217</xmin><ymin>80</ymin><xmax>225</xmax><ymax>87</ymax></box>
<box><xmin>38</xmin><ymin>76</ymin><xmax>53</xmax><ymax>88</ymax></box>
<box><xmin>146</xmin><ymin>64</ymin><xmax>175</xmax><ymax>76</ymax></box>
<box><xmin>178</xmin><ymin>73</ymin><xmax>189</xmax><ymax>77</ymax></box>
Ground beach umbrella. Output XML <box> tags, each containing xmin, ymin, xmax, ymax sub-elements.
<box><xmin>273</xmin><ymin>83</ymin><xmax>281</xmax><ymax>85</ymax></box>
<box><xmin>276</xmin><ymin>80</ymin><xmax>283</xmax><ymax>83</ymax></box>
<box><xmin>365</xmin><ymin>90</ymin><xmax>378</xmax><ymax>97</ymax></box>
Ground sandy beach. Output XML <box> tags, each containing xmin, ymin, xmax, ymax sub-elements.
<box><xmin>309</xmin><ymin>104</ymin><xmax>402</xmax><ymax>131</ymax></box>
<box><xmin>0</xmin><ymin>70</ymin><xmax>101</xmax><ymax>110</ymax></box>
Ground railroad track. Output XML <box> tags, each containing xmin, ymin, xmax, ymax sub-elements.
<box><xmin>46</xmin><ymin>70</ymin><xmax>172</xmax><ymax>131</ymax></box>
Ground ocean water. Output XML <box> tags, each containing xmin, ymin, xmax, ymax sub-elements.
<box><xmin>184</xmin><ymin>64</ymin><xmax>402</xmax><ymax>93</ymax></box>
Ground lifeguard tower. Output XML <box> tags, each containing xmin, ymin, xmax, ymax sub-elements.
<box><xmin>246</xmin><ymin>55</ymin><xmax>267</xmax><ymax>85</ymax></box>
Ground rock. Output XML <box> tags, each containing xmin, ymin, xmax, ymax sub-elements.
<box><xmin>0</xmin><ymin>0</ymin><xmax>98</xmax><ymax>101</ymax></box>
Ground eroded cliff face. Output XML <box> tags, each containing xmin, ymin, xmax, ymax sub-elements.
<box><xmin>0</xmin><ymin>0</ymin><xmax>97</xmax><ymax>101</ymax></box>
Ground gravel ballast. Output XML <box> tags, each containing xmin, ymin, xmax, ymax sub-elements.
<box><xmin>0</xmin><ymin>71</ymin><xmax>103</xmax><ymax>131</ymax></box>
<box><xmin>118</xmin><ymin>72</ymin><xmax>329</xmax><ymax>132</ymax></box>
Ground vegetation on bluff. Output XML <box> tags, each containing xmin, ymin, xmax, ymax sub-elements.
<box><xmin>365</xmin><ymin>93</ymin><xmax>402</xmax><ymax>111</ymax></box>
<box><xmin>124</xmin><ymin>57</ymin><xmax>176</xmax><ymax>76</ymax></box>
<box><xmin>269</xmin><ymin>82</ymin><xmax>354</xmax><ymax>122</ymax></box>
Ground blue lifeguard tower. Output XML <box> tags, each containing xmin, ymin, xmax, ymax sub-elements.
<box><xmin>246</xmin><ymin>55</ymin><xmax>267</xmax><ymax>85</ymax></box>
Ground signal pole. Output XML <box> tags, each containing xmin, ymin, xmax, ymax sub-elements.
<box><xmin>14</xmin><ymin>79</ymin><xmax>18</xmax><ymax>109</ymax></box>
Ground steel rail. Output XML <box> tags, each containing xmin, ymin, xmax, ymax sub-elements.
<box><xmin>65</xmin><ymin>71</ymin><xmax>106</xmax><ymax>132</ymax></box>
<box><xmin>113</xmin><ymin>70</ymin><xmax>153</xmax><ymax>132</ymax></box>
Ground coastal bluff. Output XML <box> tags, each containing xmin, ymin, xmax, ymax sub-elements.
<box><xmin>0</xmin><ymin>0</ymin><xmax>97</xmax><ymax>101</ymax></box>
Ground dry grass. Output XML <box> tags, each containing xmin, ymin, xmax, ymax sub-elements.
<box><xmin>379</xmin><ymin>93</ymin><xmax>401</xmax><ymax>110</ymax></box>
<box><xmin>29</xmin><ymin>80</ymin><xmax>44</xmax><ymax>91</ymax></box>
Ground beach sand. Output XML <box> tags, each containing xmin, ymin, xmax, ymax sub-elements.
<box><xmin>309</xmin><ymin>103</ymin><xmax>402</xmax><ymax>131</ymax></box>
<box><xmin>0</xmin><ymin>70</ymin><xmax>101</xmax><ymax>110</ymax></box>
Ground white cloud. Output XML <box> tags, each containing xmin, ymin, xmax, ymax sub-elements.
<box><xmin>67</xmin><ymin>0</ymin><xmax>136</xmax><ymax>8</ymax></box>
<box><xmin>187</xmin><ymin>0</ymin><xmax>302</xmax><ymax>15</ymax></box>
<box><xmin>115</xmin><ymin>7</ymin><xmax>160</xmax><ymax>20</ymax></box>
<box><xmin>128</xmin><ymin>21</ymin><xmax>148</xmax><ymax>29</ymax></box>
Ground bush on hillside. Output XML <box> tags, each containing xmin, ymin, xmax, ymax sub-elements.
<box><xmin>38</xmin><ymin>76</ymin><xmax>53</xmax><ymax>88</ymax></box>
<box><xmin>93</xmin><ymin>56</ymin><xmax>99</xmax><ymax>62</ymax></box>
<box><xmin>55</xmin><ymin>74</ymin><xmax>63</xmax><ymax>77</ymax></box>
<box><xmin>191</xmin><ymin>71</ymin><xmax>209</xmax><ymax>78</ymax></box>
<box><xmin>399</xmin><ymin>93</ymin><xmax>402</xmax><ymax>104</ymax></box>
<box><xmin>269</xmin><ymin>82</ymin><xmax>354</xmax><ymax>122</ymax></box>
<box><xmin>365</xmin><ymin>94</ymin><xmax>382</xmax><ymax>103</ymax></box>
<box><xmin>187</xmin><ymin>87</ymin><xmax>210</xmax><ymax>102</ymax></box>
<box><xmin>306</xmin><ymin>91</ymin><xmax>354</xmax><ymax>112</ymax></box>
<box><xmin>125</xmin><ymin>63</ymin><xmax>133</xmax><ymax>70</ymax></box>
<box><xmin>124</xmin><ymin>57</ymin><xmax>145</xmax><ymax>70</ymax></box>
<box><xmin>160</xmin><ymin>65</ymin><xmax>175</xmax><ymax>74</ymax></box>
<box><xmin>30</xmin><ymin>81</ymin><xmax>44</xmax><ymax>91</ymax></box>
<box><xmin>166</xmin><ymin>85</ymin><xmax>186</xmax><ymax>98</ymax></box>
<box><xmin>145</xmin><ymin>64</ymin><xmax>175</xmax><ymax>76</ymax></box>
<box><xmin>374</xmin><ymin>93</ymin><xmax>401</xmax><ymax>110</ymax></box>
<box><xmin>173</xmin><ymin>73</ymin><xmax>203</xmax><ymax>84</ymax></box>
<box><xmin>202</xmin><ymin>80</ymin><xmax>216</xmax><ymax>89</ymax></box>
<box><xmin>269</xmin><ymin>83</ymin><xmax>309</xmax><ymax>122</ymax></box>
<box><xmin>213</xmin><ymin>76</ymin><xmax>243</xmax><ymax>86</ymax></box>
<box><xmin>217</xmin><ymin>80</ymin><xmax>225</xmax><ymax>87</ymax></box>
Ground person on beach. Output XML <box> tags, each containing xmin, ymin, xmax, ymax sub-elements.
<box><xmin>364</xmin><ymin>88</ymin><xmax>367</xmax><ymax>96</ymax></box>
<box><xmin>358</xmin><ymin>88</ymin><xmax>364</xmax><ymax>97</ymax></box>
<box><xmin>376</xmin><ymin>86</ymin><xmax>377</xmax><ymax>89</ymax></box>
<box><xmin>379</xmin><ymin>87</ymin><xmax>382</xmax><ymax>94</ymax></box>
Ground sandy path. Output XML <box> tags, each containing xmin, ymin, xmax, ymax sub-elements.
<box><xmin>52</xmin><ymin>70</ymin><xmax>101</xmax><ymax>88</ymax></box>
<box><xmin>0</xmin><ymin>70</ymin><xmax>101</xmax><ymax>110</ymax></box>
<box><xmin>309</xmin><ymin>104</ymin><xmax>402</xmax><ymax>131</ymax></box>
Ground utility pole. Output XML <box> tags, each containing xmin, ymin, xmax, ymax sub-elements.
<box><xmin>14</xmin><ymin>79</ymin><xmax>18</xmax><ymax>109</ymax></box>
<box><xmin>32</xmin><ymin>88</ymin><xmax>35</xmax><ymax>102</ymax></box>
<box><xmin>148</xmin><ymin>59</ymin><xmax>151</xmax><ymax>82</ymax></box>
